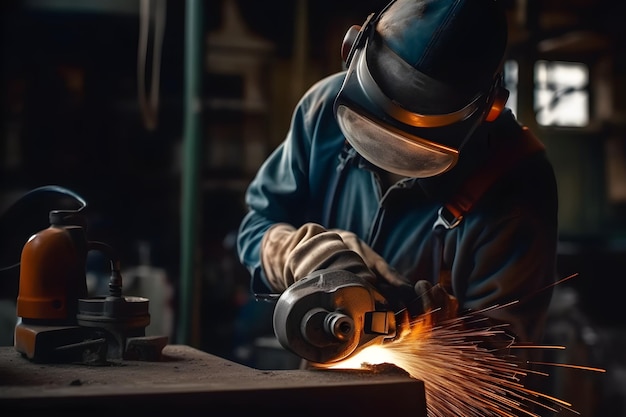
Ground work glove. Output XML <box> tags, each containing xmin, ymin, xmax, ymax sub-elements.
<box><xmin>412</xmin><ymin>280</ymin><xmax>459</xmax><ymax>326</ymax></box>
<box><xmin>328</xmin><ymin>228</ymin><xmax>417</xmax><ymax>310</ymax></box>
<box><xmin>328</xmin><ymin>229</ymin><xmax>411</xmax><ymax>289</ymax></box>
<box><xmin>260</xmin><ymin>222</ymin><xmax>415</xmax><ymax>296</ymax></box>
<box><xmin>261</xmin><ymin>222</ymin><xmax>376</xmax><ymax>292</ymax></box>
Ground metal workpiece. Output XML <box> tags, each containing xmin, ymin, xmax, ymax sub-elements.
<box><xmin>273</xmin><ymin>269</ymin><xmax>399</xmax><ymax>366</ymax></box>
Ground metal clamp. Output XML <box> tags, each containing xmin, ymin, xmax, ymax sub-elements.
<box><xmin>432</xmin><ymin>206</ymin><xmax>463</xmax><ymax>231</ymax></box>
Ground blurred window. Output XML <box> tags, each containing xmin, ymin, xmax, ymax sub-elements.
<box><xmin>503</xmin><ymin>59</ymin><xmax>590</xmax><ymax>128</ymax></box>
<box><xmin>504</xmin><ymin>59</ymin><xmax>519</xmax><ymax>118</ymax></box>
<box><xmin>534</xmin><ymin>60</ymin><xmax>589</xmax><ymax>127</ymax></box>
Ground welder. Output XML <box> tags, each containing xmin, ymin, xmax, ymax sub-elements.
<box><xmin>237</xmin><ymin>0</ymin><xmax>558</xmax><ymax>366</ymax></box>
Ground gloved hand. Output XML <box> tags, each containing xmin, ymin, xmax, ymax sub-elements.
<box><xmin>413</xmin><ymin>280</ymin><xmax>459</xmax><ymax>325</ymax></box>
<box><xmin>329</xmin><ymin>229</ymin><xmax>411</xmax><ymax>289</ymax></box>
<box><xmin>260</xmin><ymin>223</ymin><xmax>376</xmax><ymax>292</ymax></box>
<box><xmin>260</xmin><ymin>222</ymin><xmax>416</xmax><ymax>297</ymax></box>
<box><xmin>328</xmin><ymin>228</ymin><xmax>417</xmax><ymax>309</ymax></box>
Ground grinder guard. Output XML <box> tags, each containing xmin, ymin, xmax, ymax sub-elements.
<box><xmin>273</xmin><ymin>269</ymin><xmax>399</xmax><ymax>366</ymax></box>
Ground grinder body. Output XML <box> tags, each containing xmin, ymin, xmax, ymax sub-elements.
<box><xmin>273</xmin><ymin>269</ymin><xmax>404</xmax><ymax>367</ymax></box>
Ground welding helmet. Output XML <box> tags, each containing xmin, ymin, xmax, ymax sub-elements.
<box><xmin>334</xmin><ymin>0</ymin><xmax>510</xmax><ymax>178</ymax></box>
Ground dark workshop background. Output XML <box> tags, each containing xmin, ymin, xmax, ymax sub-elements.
<box><xmin>1</xmin><ymin>0</ymin><xmax>625</xmax><ymax>415</ymax></box>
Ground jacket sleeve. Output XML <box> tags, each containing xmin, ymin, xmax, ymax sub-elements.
<box><xmin>237</xmin><ymin>104</ymin><xmax>312</xmax><ymax>294</ymax></box>
<box><xmin>236</xmin><ymin>74</ymin><xmax>345</xmax><ymax>295</ymax></box>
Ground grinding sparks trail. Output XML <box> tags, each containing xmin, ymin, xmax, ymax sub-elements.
<box><xmin>330</xmin><ymin>306</ymin><xmax>605</xmax><ymax>417</ymax></box>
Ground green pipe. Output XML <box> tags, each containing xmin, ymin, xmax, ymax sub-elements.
<box><xmin>178</xmin><ymin>0</ymin><xmax>203</xmax><ymax>346</ymax></box>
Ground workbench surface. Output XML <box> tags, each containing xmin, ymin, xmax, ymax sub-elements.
<box><xmin>0</xmin><ymin>344</ymin><xmax>426</xmax><ymax>416</ymax></box>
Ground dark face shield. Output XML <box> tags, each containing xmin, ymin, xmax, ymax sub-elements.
<box><xmin>335</xmin><ymin>105</ymin><xmax>458</xmax><ymax>178</ymax></box>
<box><xmin>334</xmin><ymin>35</ymin><xmax>489</xmax><ymax>178</ymax></box>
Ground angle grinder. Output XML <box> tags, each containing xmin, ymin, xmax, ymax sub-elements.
<box><xmin>272</xmin><ymin>269</ymin><xmax>410</xmax><ymax>367</ymax></box>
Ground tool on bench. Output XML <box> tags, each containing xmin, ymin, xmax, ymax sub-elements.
<box><xmin>5</xmin><ymin>185</ymin><xmax>168</xmax><ymax>364</ymax></box>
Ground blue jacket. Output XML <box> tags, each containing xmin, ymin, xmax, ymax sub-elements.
<box><xmin>237</xmin><ymin>71</ymin><xmax>558</xmax><ymax>344</ymax></box>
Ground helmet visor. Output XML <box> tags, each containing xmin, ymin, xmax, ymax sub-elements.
<box><xmin>335</xmin><ymin>37</ymin><xmax>493</xmax><ymax>177</ymax></box>
<box><xmin>336</xmin><ymin>104</ymin><xmax>458</xmax><ymax>177</ymax></box>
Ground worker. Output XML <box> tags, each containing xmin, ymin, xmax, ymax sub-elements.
<box><xmin>237</xmin><ymin>0</ymin><xmax>558</xmax><ymax>361</ymax></box>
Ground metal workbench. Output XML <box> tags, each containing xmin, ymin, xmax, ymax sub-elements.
<box><xmin>0</xmin><ymin>344</ymin><xmax>426</xmax><ymax>416</ymax></box>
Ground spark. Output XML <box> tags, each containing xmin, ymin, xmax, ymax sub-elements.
<box><xmin>530</xmin><ymin>362</ymin><xmax>606</xmax><ymax>373</ymax></box>
<box><xmin>329</xmin><ymin>306</ymin><xmax>605</xmax><ymax>417</ymax></box>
